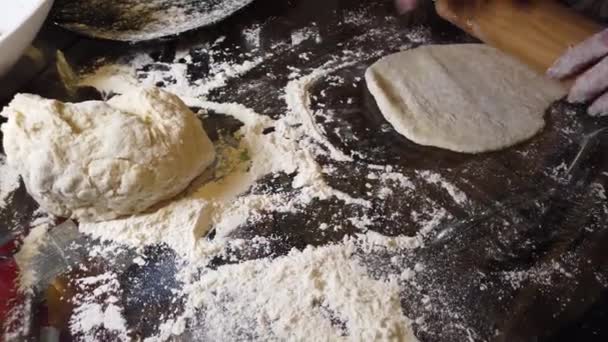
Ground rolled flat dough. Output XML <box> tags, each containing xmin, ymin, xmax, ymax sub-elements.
<box><xmin>365</xmin><ymin>44</ymin><xmax>566</xmax><ymax>153</ymax></box>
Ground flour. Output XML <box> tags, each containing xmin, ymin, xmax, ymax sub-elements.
<box><xmin>418</xmin><ymin>170</ymin><xmax>468</xmax><ymax>205</ymax></box>
<box><xmin>80</xmin><ymin>51</ymin><xmax>264</xmax><ymax>100</ymax></box>
<box><xmin>412</xmin><ymin>207</ymin><xmax>449</xmax><ymax>235</ymax></box>
<box><xmin>80</xmin><ymin>96</ymin><xmax>369</xmax><ymax>259</ymax></box>
<box><xmin>591</xmin><ymin>182</ymin><xmax>607</xmax><ymax>198</ymax></box>
<box><xmin>54</xmin><ymin>0</ymin><xmax>256</xmax><ymax>41</ymax></box>
<box><xmin>284</xmin><ymin>61</ymin><xmax>356</xmax><ymax>162</ymax></box>
<box><xmin>348</xmin><ymin>215</ymin><xmax>373</xmax><ymax>231</ymax></box>
<box><xmin>36</xmin><ymin>31</ymin><xmax>432</xmax><ymax>340</ymax></box>
<box><xmin>242</xmin><ymin>24</ymin><xmax>262</xmax><ymax>49</ymax></box>
<box><xmin>154</xmin><ymin>236</ymin><xmax>418</xmax><ymax>342</ymax></box>
<box><xmin>547</xmin><ymin>161</ymin><xmax>570</xmax><ymax>183</ymax></box>
<box><xmin>9</xmin><ymin>7</ymin><xmax>597</xmax><ymax>341</ymax></box>
<box><xmin>501</xmin><ymin>257</ymin><xmax>577</xmax><ymax>290</ymax></box>
<box><xmin>291</xmin><ymin>26</ymin><xmax>321</xmax><ymax>46</ymax></box>
<box><xmin>366</xmin><ymin>167</ymin><xmax>417</xmax><ymax>199</ymax></box>
<box><xmin>357</xmin><ymin>230</ymin><xmax>423</xmax><ymax>252</ymax></box>
<box><xmin>78</xmin><ymin>50</ymin><xmax>377</xmax><ymax>256</ymax></box>
<box><xmin>366</xmin><ymin>44</ymin><xmax>565</xmax><ymax>153</ymax></box>
<box><xmin>379</xmin><ymin>171</ymin><xmax>415</xmax><ymax>190</ymax></box>
<box><xmin>0</xmin><ymin>155</ymin><xmax>20</xmax><ymax>209</ymax></box>
<box><xmin>1</xmin><ymin>88</ymin><xmax>216</xmax><ymax>221</ymax></box>
<box><xmin>405</xmin><ymin>27</ymin><xmax>432</xmax><ymax>44</ymax></box>
<box><xmin>13</xmin><ymin>215</ymin><xmax>54</xmax><ymax>291</ymax></box>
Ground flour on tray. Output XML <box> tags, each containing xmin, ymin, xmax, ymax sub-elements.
<box><xmin>3</xmin><ymin>19</ymin><xmax>486</xmax><ymax>340</ymax></box>
<box><xmin>0</xmin><ymin>155</ymin><xmax>20</xmax><ymax>210</ymax></box>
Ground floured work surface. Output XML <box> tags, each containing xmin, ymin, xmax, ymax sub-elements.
<box><xmin>1</xmin><ymin>0</ymin><xmax>608</xmax><ymax>341</ymax></box>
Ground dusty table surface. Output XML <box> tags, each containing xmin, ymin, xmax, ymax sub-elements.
<box><xmin>1</xmin><ymin>0</ymin><xmax>608</xmax><ymax>341</ymax></box>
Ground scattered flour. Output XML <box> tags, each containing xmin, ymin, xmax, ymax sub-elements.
<box><xmin>37</xmin><ymin>37</ymin><xmax>431</xmax><ymax>340</ymax></box>
<box><xmin>6</xmin><ymin>34</ymin><xmax>476</xmax><ymax>339</ymax></box>
<box><xmin>412</xmin><ymin>207</ymin><xmax>449</xmax><ymax>235</ymax></box>
<box><xmin>80</xmin><ymin>96</ymin><xmax>370</xmax><ymax>260</ymax></box>
<box><xmin>242</xmin><ymin>24</ymin><xmax>262</xmax><ymax>49</ymax></box>
<box><xmin>380</xmin><ymin>172</ymin><xmax>415</xmax><ymax>190</ymax></box>
<box><xmin>591</xmin><ymin>182</ymin><xmax>606</xmax><ymax>200</ymax></box>
<box><xmin>79</xmin><ymin>51</ymin><xmax>265</xmax><ymax>100</ymax></box>
<box><xmin>291</xmin><ymin>26</ymin><xmax>321</xmax><ymax>46</ymax></box>
<box><xmin>284</xmin><ymin>61</ymin><xmax>357</xmax><ymax>162</ymax></box>
<box><xmin>8</xmin><ymin>9</ymin><xmax>599</xmax><ymax>342</ymax></box>
<box><xmin>417</xmin><ymin>170</ymin><xmax>468</xmax><ymax>205</ymax></box>
<box><xmin>69</xmin><ymin>272</ymin><xmax>129</xmax><ymax>341</ymax></box>
<box><xmin>55</xmin><ymin>0</ymin><xmax>255</xmax><ymax>42</ymax></box>
<box><xmin>405</xmin><ymin>26</ymin><xmax>432</xmax><ymax>44</ymax></box>
<box><xmin>13</xmin><ymin>216</ymin><xmax>54</xmax><ymax>291</ymax></box>
<box><xmin>155</xmin><ymin>237</ymin><xmax>418</xmax><ymax>341</ymax></box>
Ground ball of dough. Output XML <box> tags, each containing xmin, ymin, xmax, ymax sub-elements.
<box><xmin>365</xmin><ymin>44</ymin><xmax>566</xmax><ymax>153</ymax></box>
<box><xmin>1</xmin><ymin>87</ymin><xmax>215</xmax><ymax>222</ymax></box>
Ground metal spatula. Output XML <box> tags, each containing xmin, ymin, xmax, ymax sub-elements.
<box><xmin>14</xmin><ymin>220</ymin><xmax>89</xmax><ymax>292</ymax></box>
<box><xmin>51</xmin><ymin>0</ymin><xmax>255</xmax><ymax>42</ymax></box>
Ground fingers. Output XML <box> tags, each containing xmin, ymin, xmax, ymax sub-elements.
<box><xmin>588</xmin><ymin>91</ymin><xmax>608</xmax><ymax>116</ymax></box>
<box><xmin>395</xmin><ymin>0</ymin><xmax>419</xmax><ymax>14</ymax></box>
<box><xmin>547</xmin><ymin>29</ymin><xmax>608</xmax><ymax>79</ymax></box>
<box><xmin>436</xmin><ymin>0</ymin><xmax>475</xmax><ymax>16</ymax></box>
<box><xmin>435</xmin><ymin>0</ymin><xmax>484</xmax><ymax>32</ymax></box>
<box><xmin>568</xmin><ymin>56</ymin><xmax>608</xmax><ymax>103</ymax></box>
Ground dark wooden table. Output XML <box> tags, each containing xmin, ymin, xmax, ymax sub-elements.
<box><xmin>1</xmin><ymin>1</ymin><xmax>608</xmax><ymax>341</ymax></box>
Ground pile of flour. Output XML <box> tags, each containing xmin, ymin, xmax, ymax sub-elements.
<box><xmin>0</xmin><ymin>155</ymin><xmax>20</xmax><ymax>209</ymax></box>
<box><xmin>159</xmin><ymin>236</ymin><xmax>420</xmax><ymax>341</ymax></box>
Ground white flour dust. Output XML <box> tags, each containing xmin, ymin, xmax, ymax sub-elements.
<box><xmin>69</xmin><ymin>272</ymin><xmax>130</xmax><ymax>341</ymax></box>
<box><xmin>242</xmin><ymin>24</ymin><xmax>262</xmax><ymax>49</ymax></box>
<box><xmin>0</xmin><ymin>155</ymin><xmax>20</xmax><ymax>209</ymax></box>
<box><xmin>284</xmin><ymin>61</ymin><xmax>357</xmax><ymax>162</ymax></box>
<box><xmin>4</xmin><ymin>29</ymin><xmax>472</xmax><ymax>338</ymax></box>
<box><xmin>417</xmin><ymin>170</ymin><xmax>469</xmax><ymax>205</ymax></box>
<box><xmin>47</xmin><ymin>36</ymin><xmax>436</xmax><ymax>339</ymax></box>
<box><xmin>158</xmin><ymin>237</ymin><xmax>419</xmax><ymax>341</ymax></box>
<box><xmin>291</xmin><ymin>26</ymin><xmax>321</xmax><ymax>46</ymax></box>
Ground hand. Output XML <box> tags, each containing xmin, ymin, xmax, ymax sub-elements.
<box><xmin>548</xmin><ymin>29</ymin><xmax>608</xmax><ymax>116</ymax></box>
<box><xmin>394</xmin><ymin>0</ymin><xmax>420</xmax><ymax>14</ymax></box>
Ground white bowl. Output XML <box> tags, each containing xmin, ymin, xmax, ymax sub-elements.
<box><xmin>0</xmin><ymin>0</ymin><xmax>54</xmax><ymax>77</ymax></box>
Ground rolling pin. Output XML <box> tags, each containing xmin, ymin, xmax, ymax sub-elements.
<box><xmin>434</xmin><ymin>0</ymin><xmax>603</xmax><ymax>83</ymax></box>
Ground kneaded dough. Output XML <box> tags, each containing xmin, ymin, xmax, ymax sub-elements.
<box><xmin>365</xmin><ymin>44</ymin><xmax>565</xmax><ymax>153</ymax></box>
<box><xmin>1</xmin><ymin>87</ymin><xmax>215</xmax><ymax>222</ymax></box>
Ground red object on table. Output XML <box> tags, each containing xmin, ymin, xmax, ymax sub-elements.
<box><xmin>0</xmin><ymin>240</ymin><xmax>20</xmax><ymax>325</ymax></box>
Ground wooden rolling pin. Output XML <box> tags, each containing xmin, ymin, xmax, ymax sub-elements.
<box><xmin>434</xmin><ymin>0</ymin><xmax>603</xmax><ymax>82</ymax></box>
